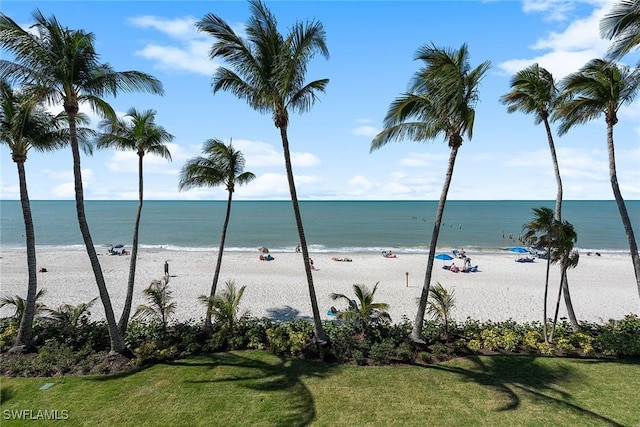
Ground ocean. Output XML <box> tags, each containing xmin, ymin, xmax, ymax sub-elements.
<box><xmin>1</xmin><ymin>200</ymin><xmax>638</xmax><ymax>254</ymax></box>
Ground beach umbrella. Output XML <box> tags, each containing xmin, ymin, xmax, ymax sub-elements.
<box><xmin>435</xmin><ymin>253</ymin><xmax>454</xmax><ymax>266</ymax></box>
<box><xmin>509</xmin><ymin>247</ymin><xmax>528</xmax><ymax>254</ymax></box>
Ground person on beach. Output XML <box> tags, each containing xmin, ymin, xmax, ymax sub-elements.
<box><xmin>164</xmin><ymin>260</ymin><xmax>169</xmax><ymax>277</ymax></box>
<box><xmin>295</xmin><ymin>244</ymin><xmax>301</xmax><ymax>253</ymax></box>
<box><xmin>450</xmin><ymin>263</ymin><xmax>459</xmax><ymax>273</ymax></box>
<box><xmin>309</xmin><ymin>258</ymin><xmax>318</xmax><ymax>270</ymax></box>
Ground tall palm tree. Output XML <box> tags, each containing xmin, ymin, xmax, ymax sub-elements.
<box><xmin>500</xmin><ymin>64</ymin><xmax>564</xmax><ymax>218</ymax></box>
<box><xmin>549</xmin><ymin>220</ymin><xmax>579</xmax><ymax>342</ymax></box>
<box><xmin>196</xmin><ymin>0</ymin><xmax>330</xmax><ymax>343</ymax></box>
<box><xmin>97</xmin><ymin>107</ymin><xmax>173</xmax><ymax>335</ymax></box>
<box><xmin>179</xmin><ymin>139</ymin><xmax>255</xmax><ymax>331</ymax></box>
<box><xmin>330</xmin><ymin>283</ymin><xmax>391</xmax><ymax>329</ymax></box>
<box><xmin>554</xmin><ymin>59</ymin><xmax>640</xmax><ymax>299</ymax></box>
<box><xmin>500</xmin><ymin>64</ymin><xmax>579</xmax><ymax>329</ymax></box>
<box><xmin>0</xmin><ymin>80</ymin><xmax>64</xmax><ymax>352</ymax></box>
<box><xmin>600</xmin><ymin>0</ymin><xmax>640</xmax><ymax>61</ymax></box>
<box><xmin>0</xmin><ymin>11</ymin><xmax>164</xmax><ymax>355</ymax></box>
<box><xmin>523</xmin><ymin>206</ymin><xmax>560</xmax><ymax>343</ymax></box>
<box><xmin>371</xmin><ymin>43</ymin><xmax>490</xmax><ymax>343</ymax></box>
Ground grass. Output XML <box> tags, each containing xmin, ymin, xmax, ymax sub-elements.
<box><xmin>1</xmin><ymin>351</ymin><xmax>639</xmax><ymax>426</ymax></box>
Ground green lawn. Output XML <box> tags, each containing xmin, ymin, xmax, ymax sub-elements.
<box><xmin>1</xmin><ymin>352</ymin><xmax>638</xmax><ymax>426</ymax></box>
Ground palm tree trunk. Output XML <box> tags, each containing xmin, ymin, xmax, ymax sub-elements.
<box><xmin>543</xmin><ymin>253</ymin><xmax>551</xmax><ymax>343</ymax></box>
<box><xmin>411</xmin><ymin>145</ymin><xmax>459</xmax><ymax>343</ymax></box>
<box><xmin>550</xmin><ymin>267</ymin><xmax>567</xmax><ymax>342</ymax></box>
<box><xmin>118</xmin><ymin>154</ymin><xmax>144</xmax><ymax>335</ymax></box>
<box><xmin>204</xmin><ymin>190</ymin><xmax>233</xmax><ymax>332</ymax></box>
<box><xmin>544</xmin><ymin>118</ymin><xmax>578</xmax><ymax>328</ymax></box>
<box><xmin>544</xmin><ymin>119</ymin><xmax>563</xmax><ymax>220</ymax></box>
<box><xmin>607</xmin><ymin>123</ymin><xmax>640</xmax><ymax>299</ymax></box>
<box><xmin>279</xmin><ymin>126</ymin><xmax>327</xmax><ymax>343</ymax></box>
<box><xmin>561</xmin><ymin>275</ymin><xmax>579</xmax><ymax>329</ymax></box>
<box><xmin>67</xmin><ymin>108</ymin><xmax>128</xmax><ymax>356</ymax></box>
<box><xmin>12</xmin><ymin>160</ymin><xmax>37</xmax><ymax>352</ymax></box>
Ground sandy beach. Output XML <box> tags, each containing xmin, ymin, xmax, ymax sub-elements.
<box><xmin>1</xmin><ymin>248</ymin><xmax>638</xmax><ymax>325</ymax></box>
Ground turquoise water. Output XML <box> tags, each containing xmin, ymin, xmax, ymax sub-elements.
<box><xmin>1</xmin><ymin>200</ymin><xmax>638</xmax><ymax>253</ymax></box>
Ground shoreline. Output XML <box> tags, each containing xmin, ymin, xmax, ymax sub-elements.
<box><xmin>1</xmin><ymin>248</ymin><xmax>638</xmax><ymax>325</ymax></box>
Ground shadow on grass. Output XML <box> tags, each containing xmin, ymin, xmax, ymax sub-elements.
<box><xmin>1</xmin><ymin>386</ymin><xmax>15</xmax><ymax>404</ymax></box>
<box><xmin>171</xmin><ymin>352</ymin><xmax>340</xmax><ymax>427</ymax></box>
<box><xmin>429</xmin><ymin>355</ymin><xmax>625</xmax><ymax>426</ymax></box>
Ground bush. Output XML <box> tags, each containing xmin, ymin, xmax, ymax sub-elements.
<box><xmin>523</xmin><ymin>330</ymin><xmax>542</xmax><ymax>351</ymax></box>
<box><xmin>369</xmin><ymin>339</ymin><xmax>395</xmax><ymax>365</ymax></box>
<box><xmin>395</xmin><ymin>342</ymin><xmax>415</xmax><ymax>363</ymax></box>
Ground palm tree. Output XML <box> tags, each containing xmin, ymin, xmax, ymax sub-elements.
<box><xmin>330</xmin><ymin>283</ymin><xmax>391</xmax><ymax>329</ymax></box>
<box><xmin>523</xmin><ymin>206</ymin><xmax>559</xmax><ymax>343</ymax></box>
<box><xmin>196</xmin><ymin>0</ymin><xmax>330</xmax><ymax>343</ymax></box>
<box><xmin>371</xmin><ymin>43</ymin><xmax>490</xmax><ymax>343</ymax></box>
<box><xmin>425</xmin><ymin>282</ymin><xmax>456</xmax><ymax>339</ymax></box>
<box><xmin>46</xmin><ymin>298</ymin><xmax>97</xmax><ymax>345</ymax></box>
<box><xmin>549</xmin><ymin>220</ymin><xmax>579</xmax><ymax>342</ymax></box>
<box><xmin>0</xmin><ymin>80</ymin><xmax>63</xmax><ymax>352</ymax></box>
<box><xmin>600</xmin><ymin>0</ymin><xmax>640</xmax><ymax>61</ymax></box>
<box><xmin>0</xmin><ymin>11</ymin><xmax>164</xmax><ymax>355</ymax></box>
<box><xmin>500</xmin><ymin>64</ymin><xmax>578</xmax><ymax>329</ymax></box>
<box><xmin>500</xmin><ymin>64</ymin><xmax>564</xmax><ymax>218</ymax></box>
<box><xmin>0</xmin><ymin>288</ymin><xmax>49</xmax><ymax>325</ymax></box>
<box><xmin>179</xmin><ymin>139</ymin><xmax>255</xmax><ymax>332</ymax></box>
<box><xmin>554</xmin><ymin>59</ymin><xmax>640</xmax><ymax>299</ymax></box>
<box><xmin>97</xmin><ymin>107</ymin><xmax>173</xmax><ymax>336</ymax></box>
<box><xmin>133</xmin><ymin>279</ymin><xmax>176</xmax><ymax>334</ymax></box>
<box><xmin>198</xmin><ymin>280</ymin><xmax>248</xmax><ymax>337</ymax></box>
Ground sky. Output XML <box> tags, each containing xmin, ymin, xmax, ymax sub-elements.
<box><xmin>1</xmin><ymin>0</ymin><xmax>639</xmax><ymax>201</ymax></box>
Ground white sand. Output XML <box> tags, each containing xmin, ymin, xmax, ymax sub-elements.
<box><xmin>1</xmin><ymin>248</ymin><xmax>638</xmax><ymax>325</ymax></box>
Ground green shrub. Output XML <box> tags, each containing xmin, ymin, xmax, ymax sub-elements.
<box><xmin>0</xmin><ymin>324</ymin><xmax>17</xmax><ymax>352</ymax></box>
<box><xmin>500</xmin><ymin>329</ymin><xmax>520</xmax><ymax>352</ymax></box>
<box><xmin>480</xmin><ymin>328</ymin><xmax>501</xmax><ymax>351</ymax></box>
<box><xmin>555</xmin><ymin>337</ymin><xmax>576</xmax><ymax>355</ymax></box>
<box><xmin>467</xmin><ymin>339</ymin><xmax>482</xmax><ymax>353</ymax></box>
<box><xmin>537</xmin><ymin>342</ymin><xmax>555</xmax><ymax>356</ymax></box>
<box><xmin>369</xmin><ymin>339</ymin><xmax>395</xmax><ymax>365</ymax></box>
<box><xmin>524</xmin><ymin>330</ymin><xmax>542</xmax><ymax>350</ymax></box>
<box><xmin>395</xmin><ymin>342</ymin><xmax>415</xmax><ymax>363</ymax></box>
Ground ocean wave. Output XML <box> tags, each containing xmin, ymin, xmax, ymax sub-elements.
<box><xmin>3</xmin><ymin>243</ymin><xmax>631</xmax><ymax>256</ymax></box>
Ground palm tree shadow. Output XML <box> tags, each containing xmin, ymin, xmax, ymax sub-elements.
<box><xmin>428</xmin><ymin>355</ymin><xmax>624</xmax><ymax>426</ymax></box>
<box><xmin>178</xmin><ymin>352</ymin><xmax>339</xmax><ymax>427</ymax></box>
<box><xmin>266</xmin><ymin>305</ymin><xmax>312</xmax><ymax>323</ymax></box>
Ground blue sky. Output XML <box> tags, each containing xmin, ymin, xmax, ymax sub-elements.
<box><xmin>1</xmin><ymin>0</ymin><xmax>639</xmax><ymax>201</ymax></box>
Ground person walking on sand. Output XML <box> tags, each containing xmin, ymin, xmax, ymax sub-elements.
<box><xmin>164</xmin><ymin>260</ymin><xmax>169</xmax><ymax>277</ymax></box>
<box><xmin>309</xmin><ymin>258</ymin><xmax>318</xmax><ymax>271</ymax></box>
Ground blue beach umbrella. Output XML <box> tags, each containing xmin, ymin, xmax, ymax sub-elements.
<box><xmin>435</xmin><ymin>253</ymin><xmax>454</xmax><ymax>266</ymax></box>
<box><xmin>509</xmin><ymin>247</ymin><xmax>529</xmax><ymax>254</ymax></box>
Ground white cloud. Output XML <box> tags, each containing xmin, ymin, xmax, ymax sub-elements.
<box><xmin>135</xmin><ymin>41</ymin><xmax>216</xmax><ymax>75</ymax></box>
<box><xmin>352</xmin><ymin>126</ymin><xmax>379</xmax><ymax>137</ymax></box>
<box><xmin>291</xmin><ymin>152</ymin><xmax>320</xmax><ymax>168</ymax></box>
<box><xmin>499</xmin><ymin>1</ymin><xmax>612</xmax><ymax>78</ymax></box>
<box><xmin>128</xmin><ymin>15</ymin><xmax>217</xmax><ymax>75</ymax></box>
<box><xmin>233</xmin><ymin>139</ymin><xmax>283</xmax><ymax>168</ymax></box>
<box><xmin>128</xmin><ymin>15</ymin><xmax>200</xmax><ymax>39</ymax></box>
<box><xmin>400</xmin><ymin>152</ymin><xmax>448</xmax><ymax>168</ymax></box>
